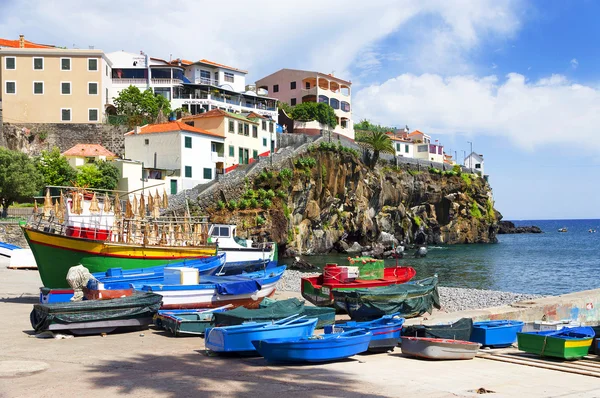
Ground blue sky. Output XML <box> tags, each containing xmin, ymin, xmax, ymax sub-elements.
<box><xmin>1</xmin><ymin>0</ymin><xmax>599</xmax><ymax>219</ymax></box>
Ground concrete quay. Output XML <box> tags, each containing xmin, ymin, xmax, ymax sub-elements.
<box><xmin>1</xmin><ymin>261</ymin><xmax>599</xmax><ymax>398</ymax></box>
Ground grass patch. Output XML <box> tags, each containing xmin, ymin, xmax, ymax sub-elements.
<box><xmin>470</xmin><ymin>202</ymin><xmax>483</xmax><ymax>219</ymax></box>
<box><xmin>413</xmin><ymin>215</ymin><xmax>422</xmax><ymax>227</ymax></box>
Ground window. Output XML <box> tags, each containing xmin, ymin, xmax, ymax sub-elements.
<box><xmin>88</xmin><ymin>109</ymin><xmax>99</xmax><ymax>122</ymax></box>
<box><xmin>61</xmin><ymin>82</ymin><xmax>71</xmax><ymax>95</ymax></box>
<box><xmin>224</xmin><ymin>72</ymin><xmax>234</xmax><ymax>83</ymax></box>
<box><xmin>244</xmin><ymin>123</ymin><xmax>249</xmax><ymax>136</ymax></box>
<box><xmin>184</xmin><ymin>136</ymin><xmax>192</xmax><ymax>148</ymax></box>
<box><xmin>33</xmin><ymin>81</ymin><xmax>44</xmax><ymax>95</ymax></box>
<box><xmin>253</xmin><ymin>150</ymin><xmax>258</xmax><ymax>159</ymax></box>
<box><xmin>329</xmin><ymin>98</ymin><xmax>339</xmax><ymax>109</ymax></box>
<box><xmin>396</xmin><ymin>143</ymin><xmax>400</xmax><ymax>151</ymax></box>
<box><xmin>238</xmin><ymin>122</ymin><xmax>243</xmax><ymax>135</ymax></box>
<box><xmin>5</xmin><ymin>57</ymin><xmax>15</xmax><ymax>70</ymax></box>
<box><xmin>60</xmin><ymin>58</ymin><xmax>71</xmax><ymax>71</ymax></box>
<box><xmin>418</xmin><ymin>145</ymin><xmax>428</xmax><ymax>153</ymax></box>
<box><xmin>203</xmin><ymin>168</ymin><xmax>212</xmax><ymax>179</ymax></box>
<box><xmin>262</xmin><ymin>120</ymin><xmax>266</xmax><ymax>130</ymax></box>
<box><xmin>405</xmin><ymin>144</ymin><xmax>409</xmax><ymax>153</ymax></box>
<box><xmin>475</xmin><ymin>164</ymin><xmax>481</xmax><ymax>169</ymax></box>
<box><xmin>145</xmin><ymin>139</ymin><xmax>149</xmax><ymax>145</ymax></box>
<box><xmin>61</xmin><ymin>108</ymin><xmax>71</xmax><ymax>122</ymax></box>
<box><xmin>341</xmin><ymin>101</ymin><xmax>351</xmax><ymax>112</ymax></box>
<box><xmin>290</xmin><ymin>98</ymin><xmax>297</xmax><ymax>106</ymax></box>
<box><xmin>263</xmin><ymin>138</ymin><xmax>267</xmax><ymax>147</ymax></box>
<box><xmin>200</xmin><ymin>70</ymin><xmax>211</xmax><ymax>81</ymax></box>
<box><xmin>33</xmin><ymin>57</ymin><xmax>43</xmax><ymax>70</ymax></box>
<box><xmin>184</xmin><ymin>166</ymin><xmax>192</xmax><ymax>178</ymax></box>
<box><xmin>228</xmin><ymin>120</ymin><xmax>235</xmax><ymax>133</ymax></box>
<box><xmin>5</xmin><ymin>81</ymin><xmax>16</xmax><ymax>94</ymax></box>
<box><xmin>229</xmin><ymin>145</ymin><xmax>234</xmax><ymax>157</ymax></box>
<box><xmin>252</xmin><ymin>125</ymin><xmax>258</xmax><ymax>138</ymax></box>
<box><xmin>269</xmin><ymin>122</ymin><xmax>274</xmax><ymax>133</ymax></box>
<box><xmin>88</xmin><ymin>82</ymin><xmax>98</xmax><ymax>95</ymax></box>
<box><xmin>290</xmin><ymin>81</ymin><xmax>296</xmax><ymax>90</ymax></box>
<box><xmin>88</xmin><ymin>58</ymin><xmax>98</xmax><ymax>71</ymax></box>
<box><xmin>273</xmin><ymin>84</ymin><xmax>279</xmax><ymax>93</ymax></box>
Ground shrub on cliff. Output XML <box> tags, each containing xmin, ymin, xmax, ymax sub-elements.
<box><xmin>290</xmin><ymin>102</ymin><xmax>337</xmax><ymax>128</ymax></box>
<box><xmin>355</xmin><ymin>131</ymin><xmax>395</xmax><ymax>168</ymax></box>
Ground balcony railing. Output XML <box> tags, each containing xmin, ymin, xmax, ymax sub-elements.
<box><xmin>211</xmin><ymin>153</ymin><xmax>225</xmax><ymax>163</ymax></box>
<box><xmin>193</xmin><ymin>77</ymin><xmax>220</xmax><ymax>86</ymax></box>
<box><xmin>112</xmin><ymin>78</ymin><xmax>148</xmax><ymax>85</ymax></box>
<box><xmin>151</xmin><ymin>78</ymin><xmax>183</xmax><ymax>85</ymax></box>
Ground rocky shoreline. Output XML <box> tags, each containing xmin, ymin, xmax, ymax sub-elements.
<box><xmin>277</xmin><ymin>270</ymin><xmax>544</xmax><ymax>314</ymax></box>
<box><xmin>497</xmin><ymin>221</ymin><xmax>542</xmax><ymax>234</ymax></box>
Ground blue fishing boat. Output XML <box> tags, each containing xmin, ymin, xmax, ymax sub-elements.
<box><xmin>470</xmin><ymin>320</ymin><xmax>524</xmax><ymax>348</ymax></box>
<box><xmin>93</xmin><ymin>252</ymin><xmax>226</xmax><ymax>287</ymax></box>
<box><xmin>205</xmin><ymin>315</ymin><xmax>317</xmax><ymax>353</ymax></box>
<box><xmin>325</xmin><ymin>313</ymin><xmax>405</xmax><ymax>352</ymax></box>
<box><xmin>252</xmin><ymin>329</ymin><xmax>372</xmax><ymax>363</ymax></box>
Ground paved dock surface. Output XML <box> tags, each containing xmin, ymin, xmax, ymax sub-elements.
<box><xmin>1</xmin><ymin>260</ymin><xmax>599</xmax><ymax>398</ymax></box>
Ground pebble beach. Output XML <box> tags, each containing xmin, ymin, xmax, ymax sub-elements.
<box><xmin>277</xmin><ymin>270</ymin><xmax>544</xmax><ymax>313</ymax></box>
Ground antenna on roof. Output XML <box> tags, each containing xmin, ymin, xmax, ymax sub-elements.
<box><xmin>89</xmin><ymin>45</ymin><xmax>94</xmax><ymax>49</ymax></box>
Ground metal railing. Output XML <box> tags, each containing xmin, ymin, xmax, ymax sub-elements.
<box><xmin>112</xmin><ymin>78</ymin><xmax>148</xmax><ymax>85</ymax></box>
<box><xmin>194</xmin><ymin>77</ymin><xmax>220</xmax><ymax>86</ymax></box>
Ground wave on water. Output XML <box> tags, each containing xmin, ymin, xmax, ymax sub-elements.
<box><xmin>427</xmin><ymin>246</ymin><xmax>448</xmax><ymax>250</ymax></box>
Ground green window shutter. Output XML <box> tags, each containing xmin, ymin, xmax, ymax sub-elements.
<box><xmin>184</xmin><ymin>136</ymin><xmax>192</xmax><ymax>148</ymax></box>
<box><xmin>253</xmin><ymin>150</ymin><xmax>258</xmax><ymax>159</ymax></box>
<box><xmin>263</xmin><ymin>138</ymin><xmax>267</xmax><ymax>147</ymax></box>
<box><xmin>203</xmin><ymin>168</ymin><xmax>212</xmax><ymax>179</ymax></box>
<box><xmin>185</xmin><ymin>166</ymin><xmax>192</xmax><ymax>178</ymax></box>
<box><xmin>229</xmin><ymin>145</ymin><xmax>234</xmax><ymax>156</ymax></box>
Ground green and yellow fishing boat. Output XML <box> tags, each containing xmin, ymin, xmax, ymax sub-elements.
<box><xmin>24</xmin><ymin>188</ymin><xmax>217</xmax><ymax>288</ymax></box>
<box><xmin>517</xmin><ymin>327</ymin><xmax>595</xmax><ymax>359</ymax></box>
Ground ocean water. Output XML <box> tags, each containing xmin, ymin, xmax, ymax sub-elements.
<box><xmin>281</xmin><ymin>219</ymin><xmax>600</xmax><ymax>296</ymax></box>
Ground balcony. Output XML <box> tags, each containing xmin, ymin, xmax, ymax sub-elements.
<box><xmin>211</xmin><ymin>152</ymin><xmax>225</xmax><ymax>163</ymax></box>
<box><xmin>151</xmin><ymin>78</ymin><xmax>182</xmax><ymax>86</ymax></box>
<box><xmin>193</xmin><ymin>77</ymin><xmax>220</xmax><ymax>86</ymax></box>
<box><xmin>112</xmin><ymin>78</ymin><xmax>148</xmax><ymax>85</ymax></box>
<box><xmin>301</xmin><ymin>86</ymin><xmax>318</xmax><ymax>96</ymax></box>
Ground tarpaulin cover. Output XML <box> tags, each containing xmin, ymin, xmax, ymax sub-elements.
<box><xmin>144</xmin><ymin>278</ymin><xmax>263</xmax><ymax>296</ymax></box>
<box><xmin>212</xmin><ymin>297</ymin><xmax>335</xmax><ymax>328</ymax></box>
<box><xmin>332</xmin><ymin>275</ymin><xmax>440</xmax><ymax>321</ymax></box>
<box><xmin>402</xmin><ymin>318</ymin><xmax>473</xmax><ymax>341</ymax></box>
<box><xmin>30</xmin><ymin>292</ymin><xmax>163</xmax><ymax>332</ymax></box>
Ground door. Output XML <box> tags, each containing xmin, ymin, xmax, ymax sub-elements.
<box><xmin>238</xmin><ymin>148</ymin><xmax>244</xmax><ymax>165</ymax></box>
<box><xmin>244</xmin><ymin>149</ymin><xmax>249</xmax><ymax>164</ymax></box>
<box><xmin>170</xmin><ymin>179</ymin><xmax>177</xmax><ymax>195</ymax></box>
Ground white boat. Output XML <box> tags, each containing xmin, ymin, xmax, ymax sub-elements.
<box><xmin>140</xmin><ymin>265</ymin><xmax>285</xmax><ymax>309</ymax></box>
<box><xmin>208</xmin><ymin>224</ymin><xmax>277</xmax><ymax>266</ymax></box>
<box><xmin>0</xmin><ymin>242</ymin><xmax>37</xmax><ymax>269</ymax></box>
<box><xmin>401</xmin><ymin>337</ymin><xmax>481</xmax><ymax>360</ymax></box>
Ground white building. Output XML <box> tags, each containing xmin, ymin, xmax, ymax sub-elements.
<box><xmin>110</xmin><ymin>158</ymin><xmax>168</xmax><ymax>199</ymax></box>
<box><xmin>124</xmin><ymin>121</ymin><xmax>225</xmax><ymax>194</ymax></box>
<box><xmin>62</xmin><ymin>144</ymin><xmax>117</xmax><ymax>168</ymax></box>
<box><xmin>464</xmin><ymin>152</ymin><xmax>485</xmax><ymax>176</ymax></box>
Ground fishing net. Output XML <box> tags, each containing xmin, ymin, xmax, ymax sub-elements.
<box><xmin>332</xmin><ymin>275</ymin><xmax>441</xmax><ymax>321</ymax></box>
<box><xmin>30</xmin><ymin>292</ymin><xmax>163</xmax><ymax>332</ymax></box>
<box><xmin>212</xmin><ymin>297</ymin><xmax>335</xmax><ymax>328</ymax></box>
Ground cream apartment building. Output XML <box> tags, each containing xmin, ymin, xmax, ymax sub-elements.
<box><xmin>256</xmin><ymin>69</ymin><xmax>354</xmax><ymax>139</ymax></box>
<box><xmin>0</xmin><ymin>48</ymin><xmax>112</xmax><ymax>123</ymax></box>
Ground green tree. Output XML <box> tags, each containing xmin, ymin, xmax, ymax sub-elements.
<box><xmin>355</xmin><ymin>130</ymin><xmax>395</xmax><ymax>168</ymax></box>
<box><xmin>0</xmin><ymin>148</ymin><xmax>43</xmax><ymax>217</ymax></box>
<box><xmin>35</xmin><ymin>147</ymin><xmax>78</xmax><ymax>187</ymax></box>
<box><xmin>277</xmin><ymin>101</ymin><xmax>294</xmax><ymax>115</ymax></box>
<box><xmin>95</xmin><ymin>161</ymin><xmax>120</xmax><ymax>190</ymax></box>
<box><xmin>76</xmin><ymin>164</ymin><xmax>104</xmax><ymax>189</ymax></box>
<box><xmin>354</xmin><ymin>119</ymin><xmax>395</xmax><ymax>133</ymax></box>
<box><xmin>113</xmin><ymin>86</ymin><xmax>172</xmax><ymax>125</ymax></box>
<box><xmin>290</xmin><ymin>102</ymin><xmax>337</xmax><ymax>128</ymax></box>
<box><xmin>113</xmin><ymin>85</ymin><xmax>143</xmax><ymax>116</ymax></box>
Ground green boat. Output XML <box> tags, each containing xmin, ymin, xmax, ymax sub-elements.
<box><xmin>155</xmin><ymin>306</ymin><xmax>232</xmax><ymax>336</ymax></box>
<box><xmin>517</xmin><ymin>327</ymin><xmax>595</xmax><ymax>359</ymax></box>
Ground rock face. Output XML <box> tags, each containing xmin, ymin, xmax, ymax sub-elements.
<box><xmin>205</xmin><ymin>147</ymin><xmax>500</xmax><ymax>256</ymax></box>
<box><xmin>497</xmin><ymin>221</ymin><xmax>543</xmax><ymax>234</ymax></box>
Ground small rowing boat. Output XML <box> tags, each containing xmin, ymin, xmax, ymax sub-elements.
<box><xmin>401</xmin><ymin>337</ymin><xmax>480</xmax><ymax>360</ymax></box>
<box><xmin>517</xmin><ymin>326</ymin><xmax>595</xmax><ymax>359</ymax></box>
<box><xmin>325</xmin><ymin>313</ymin><xmax>405</xmax><ymax>352</ymax></box>
<box><xmin>470</xmin><ymin>320</ymin><xmax>524</xmax><ymax>348</ymax></box>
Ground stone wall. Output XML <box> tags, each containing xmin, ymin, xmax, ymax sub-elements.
<box><xmin>0</xmin><ymin>224</ymin><xmax>28</xmax><ymax>248</ymax></box>
<box><xmin>0</xmin><ymin>122</ymin><xmax>128</xmax><ymax>156</ymax></box>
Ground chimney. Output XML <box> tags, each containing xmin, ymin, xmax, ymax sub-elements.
<box><xmin>134</xmin><ymin>126</ymin><xmax>142</xmax><ymax>135</ymax></box>
<box><xmin>19</xmin><ymin>34</ymin><xmax>25</xmax><ymax>48</ymax></box>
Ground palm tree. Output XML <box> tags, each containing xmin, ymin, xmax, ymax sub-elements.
<box><xmin>355</xmin><ymin>131</ymin><xmax>395</xmax><ymax>168</ymax></box>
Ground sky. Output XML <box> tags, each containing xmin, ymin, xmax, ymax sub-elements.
<box><xmin>1</xmin><ymin>0</ymin><xmax>599</xmax><ymax>220</ymax></box>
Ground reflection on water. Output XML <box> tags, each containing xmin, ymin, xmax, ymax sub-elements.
<box><xmin>280</xmin><ymin>219</ymin><xmax>600</xmax><ymax>296</ymax></box>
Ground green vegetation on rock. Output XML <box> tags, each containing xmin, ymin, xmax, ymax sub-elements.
<box><xmin>470</xmin><ymin>202</ymin><xmax>483</xmax><ymax>219</ymax></box>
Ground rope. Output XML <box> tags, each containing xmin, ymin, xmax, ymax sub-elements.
<box><xmin>540</xmin><ymin>336</ymin><xmax>548</xmax><ymax>357</ymax></box>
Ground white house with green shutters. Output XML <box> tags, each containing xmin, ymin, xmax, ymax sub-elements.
<box><xmin>124</xmin><ymin>121</ymin><xmax>225</xmax><ymax>194</ymax></box>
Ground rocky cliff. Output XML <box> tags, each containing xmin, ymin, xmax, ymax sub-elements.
<box><xmin>206</xmin><ymin>144</ymin><xmax>499</xmax><ymax>257</ymax></box>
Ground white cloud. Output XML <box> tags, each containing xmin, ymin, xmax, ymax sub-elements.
<box><xmin>0</xmin><ymin>0</ymin><xmax>523</xmax><ymax>81</ymax></box>
<box><xmin>353</xmin><ymin>72</ymin><xmax>600</xmax><ymax>151</ymax></box>
<box><xmin>570</xmin><ymin>58</ymin><xmax>579</xmax><ymax>69</ymax></box>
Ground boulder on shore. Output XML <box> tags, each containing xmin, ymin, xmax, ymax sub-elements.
<box><xmin>498</xmin><ymin>221</ymin><xmax>543</xmax><ymax>234</ymax></box>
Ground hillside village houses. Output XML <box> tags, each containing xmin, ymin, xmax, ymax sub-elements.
<box><xmin>62</xmin><ymin>143</ymin><xmax>117</xmax><ymax>167</ymax></box>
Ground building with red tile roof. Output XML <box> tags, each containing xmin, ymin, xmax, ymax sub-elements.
<box><xmin>125</xmin><ymin>121</ymin><xmax>224</xmax><ymax>138</ymax></box>
<box><xmin>62</xmin><ymin>144</ymin><xmax>117</xmax><ymax>167</ymax></box>
<box><xmin>0</xmin><ymin>35</ymin><xmax>55</xmax><ymax>49</ymax></box>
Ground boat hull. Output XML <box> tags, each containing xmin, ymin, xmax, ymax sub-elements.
<box><xmin>156</xmin><ymin>310</ymin><xmax>226</xmax><ymax>336</ymax></box>
<box><xmin>205</xmin><ymin>318</ymin><xmax>318</xmax><ymax>353</ymax></box>
<box><xmin>401</xmin><ymin>337</ymin><xmax>480</xmax><ymax>360</ymax></box>
<box><xmin>517</xmin><ymin>327</ymin><xmax>595</xmax><ymax>359</ymax></box>
<box><xmin>23</xmin><ymin>227</ymin><xmax>217</xmax><ymax>288</ymax></box>
<box><xmin>252</xmin><ymin>330</ymin><xmax>372</xmax><ymax>363</ymax></box>
<box><xmin>301</xmin><ymin>266</ymin><xmax>417</xmax><ymax>307</ymax></box>
<box><xmin>326</xmin><ymin>314</ymin><xmax>405</xmax><ymax>352</ymax></box>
